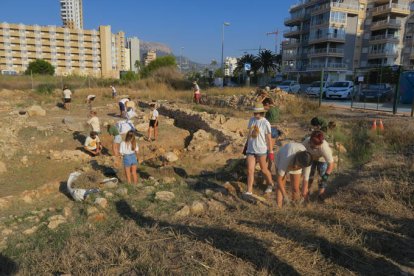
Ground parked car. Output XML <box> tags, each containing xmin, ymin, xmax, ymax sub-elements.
<box><xmin>305</xmin><ymin>81</ymin><xmax>331</xmax><ymax>98</ymax></box>
<box><xmin>277</xmin><ymin>80</ymin><xmax>301</xmax><ymax>93</ymax></box>
<box><xmin>326</xmin><ymin>81</ymin><xmax>354</xmax><ymax>100</ymax></box>
<box><xmin>359</xmin><ymin>83</ymin><xmax>393</xmax><ymax>102</ymax></box>
<box><xmin>262</xmin><ymin>79</ymin><xmax>282</xmax><ymax>89</ymax></box>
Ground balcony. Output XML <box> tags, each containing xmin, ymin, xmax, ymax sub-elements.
<box><xmin>370</xmin><ymin>19</ymin><xmax>402</xmax><ymax>31</ymax></box>
<box><xmin>283</xmin><ymin>27</ymin><xmax>305</xmax><ymax>38</ymax></box>
<box><xmin>368</xmin><ymin>49</ymin><xmax>398</xmax><ymax>58</ymax></box>
<box><xmin>309</xmin><ymin>33</ymin><xmax>346</xmax><ymax>44</ymax></box>
<box><xmin>308</xmin><ymin>63</ymin><xmax>348</xmax><ymax>70</ymax></box>
<box><xmin>282</xmin><ymin>52</ymin><xmax>298</xmax><ymax>59</ymax></box>
<box><xmin>371</xmin><ymin>3</ymin><xmax>410</xmax><ymax>17</ymax></box>
<box><xmin>284</xmin><ymin>13</ymin><xmax>306</xmax><ymax>26</ymax></box>
<box><xmin>369</xmin><ymin>34</ymin><xmax>400</xmax><ymax>44</ymax></box>
<box><xmin>282</xmin><ymin>40</ymin><xmax>301</xmax><ymax>49</ymax></box>
<box><xmin>312</xmin><ymin>1</ymin><xmax>360</xmax><ymax>15</ymax></box>
<box><xmin>308</xmin><ymin>48</ymin><xmax>345</xmax><ymax>57</ymax></box>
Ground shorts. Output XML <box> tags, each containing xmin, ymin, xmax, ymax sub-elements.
<box><xmin>309</xmin><ymin>161</ymin><xmax>328</xmax><ymax>189</ymax></box>
<box><xmin>149</xmin><ymin>120</ymin><xmax>158</xmax><ymax>128</ymax></box>
<box><xmin>194</xmin><ymin>93</ymin><xmax>201</xmax><ymax>101</ymax></box>
<box><xmin>113</xmin><ymin>135</ymin><xmax>122</xmax><ymax>144</ymax></box>
<box><xmin>123</xmin><ymin>153</ymin><xmax>138</xmax><ymax>167</ymax></box>
<box><xmin>271</xmin><ymin>127</ymin><xmax>281</xmax><ymax>139</ymax></box>
<box><xmin>119</xmin><ymin>102</ymin><xmax>126</xmax><ymax>112</ymax></box>
<box><xmin>246</xmin><ymin>152</ymin><xmax>267</xmax><ymax>158</ymax></box>
<box><xmin>64</xmin><ymin>98</ymin><xmax>71</xmax><ymax>103</ymax></box>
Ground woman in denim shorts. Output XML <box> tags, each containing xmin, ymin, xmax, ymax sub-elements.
<box><xmin>119</xmin><ymin>130</ymin><xmax>139</xmax><ymax>184</ymax></box>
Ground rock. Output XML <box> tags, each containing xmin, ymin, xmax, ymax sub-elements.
<box><xmin>23</xmin><ymin>226</ymin><xmax>38</xmax><ymax>235</ymax></box>
<box><xmin>143</xmin><ymin>186</ymin><xmax>156</xmax><ymax>195</ymax></box>
<box><xmin>190</xmin><ymin>201</ymin><xmax>205</xmax><ymax>215</ymax></box>
<box><xmin>2</xmin><ymin>228</ymin><xmax>12</xmax><ymax>236</ymax></box>
<box><xmin>63</xmin><ymin>206</ymin><xmax>72</xmax><ymax>218</ymax></box>
<box><xmin>163</xmin><ymin>152</ymin><xmax>179</xmax><ymax>163</ymax></box>
<box><xmin>223</xmin><ymin>182</ymin><xmax>237</xmax><ymax>195</ymax></box>
<box><xmin>162</xmin><ymin>176</ymin><xmax>176</xmax><ymax>184</ymax></box>
<box><xmin>174</xmin><ymin>205</ymin><xmax>190</xmax><ymax>218</ymax></box>
<box><xmin>103</xmin><ymin>180</ymin><xmax>118</xmax><ymax>189</ymax></box>
<box><xmin>94</xmin><ymin>197</ymin><xmax>108</xmax><ymax>209</ymax></box>
<box><xmin>47</xmin><ymin>215</ymin><xmax>66</xmax><ymax>229</ymax></box>
<box><xmin>103</xmin><ymin>191</ymin><xmax>114</xmax><ymax>198</ymax></box>
<box><xmin>116</xmin><ymin>188</ymin><xmax>128</xmax><ymax>196</ymax></box>
<box><xmin>87</xmin><ymin>213</ymin><xmax>106</xmax><ymax>223</ymax></box>
<box><xmin>0</xmin><ymin>198</ymin><xmax>10</xmax><ymax>209</ymax></box>
<box><xmin>204</xmin><ymin>189</ymin><xmax>215</xmax><ymax>196</ymax></box>
<box><xmin>207</xmin><ymin>199</ymin><xmax>226</xmax><ymax>212</ymax></box>
<box><xmin>155</xmin><ymin>191</ymin><xmax>175</xmax><ymax>201</ymax></box>
<box><xmin>0</xmin><ymin>161</ymin><xmax>6</xmax><ymax>174</ymax></box>
<box><xmin>241</xmin><ymin>193</ymin><xmax>269</xmax><ymax>206</ymax></box>
<box><xmin>21</xmin><ymin>155</ymin><xmax>29</xmax><ymax>165</ymax></box>
<box><xmin>63</xmin><ymin>117</ymin><xmax>85</xmax><ymax>131</ymax></box>
<box><xmin>49</xmin><ymin>150</ymin><xmax>90</xmax><ymax>162</ymax></box>
<box><xmin>86</xmin><ymin>206</ymin><xmax>99</xmax><ymax>215</ymax></box>
<box><xmin>27</xmin><ymin>105</ymin><xmax>46</xmax><ymax>117</ymax></box>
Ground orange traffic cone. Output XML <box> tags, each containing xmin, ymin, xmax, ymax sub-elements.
<box><xmin>371</xmin><ymin>120</ymin><xmax>377</xmax><ymax>132</ymax></box>
<box><xmin>378</xmin><ymin>119</ymin><xmax>384</xmax><ymax>132</ymax></box>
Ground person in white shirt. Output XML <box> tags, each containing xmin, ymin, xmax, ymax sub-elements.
<box><xmin>84</xmin><ymin>131</ymin><xmax>103</xmax><ymax>156</ymax></box>
<box><xmin>118</xmin><ymin>97</ymin><xmax>130</xmax><ymax>118</ymax></box>
<box><xmin>275</xmin><ymin>142</ymin><xmax>312</xmax><ymax>207</ymax></box>
<box><xmin>193</xmin><ymin>81</ymin><xmax>201</xmax><ymax>104</ymax></box>
<box><xmin>120</xmin><ymin>130</ymin><xmax>139</xmax><ymax>184</ymax></box>
<box><xmin>110</xmin><ymin>85</ymin><xmax>117</xmax><ymax>98</ymax></box>
<box><xmin>244</xmin><ymin>103</ymin><xmax>275</xmax><ymax>195</ymax></box>
<box><xmin>87</xmin><ymin>111</ymin><xmax>100</xmax><ymax>134</ymax></box>
<box><xmin>147</xmin><ymin>103</ymin><xmax>159</xmax><ymax>141</ymax></box>
<box><xmin>302</xmin><ymin>130</ymin><xmax>335</xmax><ymax>202</ymax></box>
<box><xmin>86</xmin><ymin>95</ymin><xmax>96</xmax><ymax>111</ymax></box>
<box><xmin>62</xmin><ymin>86</ymin><xmax>72</xmax><ymax>110</ymax></box>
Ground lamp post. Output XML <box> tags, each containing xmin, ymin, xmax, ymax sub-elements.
<box><xmin>179</xmin><ymin>47</ymin><xmax>184</xmax><ymax>73</ymax></box>
<box><xmin>221</xmin><ymin>22</ymin><xmax>230</xmax><ymax>83</ymax></box>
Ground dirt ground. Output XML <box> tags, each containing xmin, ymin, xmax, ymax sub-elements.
<box><xmin>0</xmin><ymin>89</ymin><xmax>413</xmax><ymax>275</ymax></box>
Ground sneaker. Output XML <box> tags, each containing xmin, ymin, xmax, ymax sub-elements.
<box><xmin>265</xmin><ymin>185</ymin><xmax>273</xmax><ymax>194</ymax></box>
<box><xmin>244</xmin><ymin>192</ymin><xmax>253</xmax><ymax>196</ymax></box>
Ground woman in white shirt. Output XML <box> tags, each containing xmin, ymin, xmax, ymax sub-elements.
<box><xmin>120</xmin><ymin>130</ymin><xmax>139</xmax><ymax>184</ymax></box>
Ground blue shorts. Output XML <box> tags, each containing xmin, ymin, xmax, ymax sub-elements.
<box><xmin>271</xmin><ymin>127</ymin><xmax>281</xmax><ymax>139</ymax></box>
<box><xmin>113</xmin><ymin>135</ymin><xmax>122</xmax><ymax>144</ymax></box>
<box><xmin>119</xmin><ymin>102</ymin><xmax>126</xmax><ymax>112</ymax></box>
<box><xmin>123</xmin><ymin>153</ymin><xmax>137</xmax><ymax>167</ymax></box>
<box><xmin>246</xmin><ymin>153</ymin><xmax>267</xmax><ymax>158</ymax></box>
<box><xmin>309</xmin><ymin>161</ymin><xmax>328</xmax><ymax>189</ymax></box>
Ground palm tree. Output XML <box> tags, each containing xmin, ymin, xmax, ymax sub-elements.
<box><xmin>257</xmin><ymin>50</ymin><xmax>278</xmax><ymax>75</ymax></box>
<box><xmin>235</xmin><ymin>54</ymin><xmax>260</xmax><ymax>76</ymax></box>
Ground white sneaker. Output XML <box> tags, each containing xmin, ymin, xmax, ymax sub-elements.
<box><xmin>244</xmin><ymin>192</ymin><xmax>253</xmax><ymax>196</ymax></box>
<box><xmin>265</xmin><ymin>185</ymin><xmax>273</xmax><ymax>193</ymax></box>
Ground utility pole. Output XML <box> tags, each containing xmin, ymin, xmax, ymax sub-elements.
<box><xmin>180</xmin><ymin>47</ymin><xmax>184</xmax><ymax>73</ymax></box>
<box><xmin>221</xmin><ymin>22</ymin><xmax>231</xmax><ymax>81</ymax></box>
<box><xmin>266</xmin><ymin>29</ymin><xmax>279</xmax><ymax>54</ymax></box>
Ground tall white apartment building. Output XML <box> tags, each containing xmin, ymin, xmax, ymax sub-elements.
<box><xmin>60</xmin><ymin>0</ymin><xmax>83</xmax><ymax>29</ymax></box>
<box><xmin>224</xmin><ymin>57</ymin><xmax>238</xmax><ymax>76</ymax></box>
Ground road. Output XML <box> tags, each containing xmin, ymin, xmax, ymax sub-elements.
<box><xmin>319</xmin><ymin>99</ymin><xmax>412</xmax><ymax>114</ymax></box>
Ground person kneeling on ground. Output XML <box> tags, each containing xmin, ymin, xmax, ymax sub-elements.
<box><xmin>275</xmin><ymin>142</ymin><xmax>312</xmax><ymax>208</ymax></box>
<box><xmin>120</xmin><ymin>130</ymin><xmax>139</xmax><ymax>185</ymax></box>
<box><xmin>118</xmin><ymin>97</ymin><xmax>130</xmax><ymax>118</ymax></box>
<box><xmin>147</xmin><ymin>103</ymin><xmax>159</xmax><ymax>141</ymax></box>
<box><xmin>302</xmin><ymin>130</ymin><xmax>334</xmax><ymax>202</ymax></box>
<box><xmin>84</xmin><ymin>131</ymin><xmax>103</xmax><ymax>156</ymax></box>
<box><xmin>244</xmin><ymin>103</ymin><xmax>275</xmax><ymax>196</ymax></box>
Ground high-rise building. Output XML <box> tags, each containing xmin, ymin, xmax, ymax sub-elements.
<box><xmin>224</xmin><ymin>57</ymin><xmax>238</xmax><ymax>76</ymax></box>
<box><xmin>60</xmin><ymin>0</ymin><xmax>83</xmax><ymax>29</ymax></box>
<box><xmin>282</xmin><ymin>0</ymin><xmax>414</xmax><ymax>81</ymax></box>
<box><xmin>127</xmin><ymin>37</ymin><xmax>140</xmax><ymax>72</ymax></box>
<box><xmin>0</xmin><ymin>22</ymin><xmax>129</xmax><ymax>78</ymax></box>
<box><xmin>143</xmin><ymin>50</ymin><xmax>157</xmax><ymax>66</ymax></box>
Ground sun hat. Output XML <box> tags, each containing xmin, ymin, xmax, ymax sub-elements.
<box><xmin>253</xmin><ymin>103</ymin><xmax>265</xmax><ymax>113</ymax></box>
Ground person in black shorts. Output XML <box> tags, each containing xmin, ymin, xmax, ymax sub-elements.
<box><xmin>147</xmin><ymin>103</ymin><xmax>159</xmax><ymax>141</ymax></box>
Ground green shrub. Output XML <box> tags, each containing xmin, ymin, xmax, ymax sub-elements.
<box><xmin>36</xmin><ymin>83</ymin><xmax>56</xmax><ymax>95</ymax></box>
<box><xmin>346</xmin><ymin>121</ymin><xmax>377</xmax><ymax>165</ymax></box>
<box><xmin>25</xmin><ymin>59</ymin><xmax>55</xmax><ymax>75</ymax></box>
<box><xmin>140</xmin><ymin>56</ymin><xmax>177</xmax><ymax>78</ymax></box>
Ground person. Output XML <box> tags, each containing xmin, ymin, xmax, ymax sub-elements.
<box><xmin>275</xmin><ymin>142</ymin><xmax>313</xmax><ymax>208</ymax></box>
<box><xmin>193</xmin><ymin>81</ymin><xmax>201</xmax><ymax>104</ymax></box>
<box><xmin>87</xmin><ymin>111</ymin><xmax>100</xmax><ymax>134</ymax></box>
<box><xmin>119</xmin><ymin>97</ymin><xmax>130</xmax><ymax>118</ymax></box>
<box><xmin>147</xmin><ymin>103</ymin><xmax>159</xmax><ymax>141</ymax></box>
<box><xmin>244</xmin><ymin>103</ymin><xmax>275</xmax><ymax>195</ymax></box>
<box><xmin>310</xmin><ymin>117</ymin><xmax>328</xmax><ymax>132</ymax></box>
<box><xmin>62</xmin><ymin>86</ymin><xmax>72</xmax><ymax>110</ymax></box>
<box><xmin>302</xmin><ymin>130</ymin><xmax>335</xmax><ymax>202</ymax></box>
<box><xmin>84</xmin><ymin>131</ymin><xmax>103</xmax><ymax>156</ymax></box>
<box><xmin>120</xmin><ymin>130</ymin><xmax>139</xmax><ymax>184</ymax></box>
<box><xmin>105</xmin><ymin>122</ymin><xmax>122</xmax><ymax>157</ymax></box>
<box><xmin>110</xmin><ymin>85</ymin><xmax>117</xmax><ymax>98</ymax></box>
<box><xmin>86</xmin><ymin>94</ymin><xmax>96</xmax><ymax>111</ymax></box>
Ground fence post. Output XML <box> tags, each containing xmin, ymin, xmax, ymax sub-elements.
<box><xmin>30</xmin><ymin>70</ymin><xmax>33</xmax><ymax>90</ymax></box>
<box><xmin>319</xmin><ymin>69</ymin><xmax>324</xmax><ymax>107</ymax></box>
<box><xmin>392</xmin><ymin>66</ymin><xmax>402</xmax><ymax>115</ymax></box>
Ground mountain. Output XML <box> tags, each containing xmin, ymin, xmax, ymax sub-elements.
<box><xmin>140</xmin><ymin>41</ymin><xmax>172</xmax><ymax>57</ymax></box>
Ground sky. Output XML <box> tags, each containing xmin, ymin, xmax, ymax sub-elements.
<box><xmin>0</xmin><ymin>0</ymin><xmax>296</xmax><ymax>64</ymax></box>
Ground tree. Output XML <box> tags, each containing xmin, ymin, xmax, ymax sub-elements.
<box><xmin>140</xmin><ymin>56</ymin><xmax>177</xmax><ymax>78</ymax></box>
<box><xmin>213</xmin><ymin>68</ymin><xmax>224</xmax><ymax>78</ymax></box>
<box><xmin>25</xmin><ymin>59</ymin><xmax>55</xmax><ymax>75</ymax></box>
<box><xmin>121</xmin><ymin>71</ymin><xmax>138</xmax><ymax>82</ymax></box>
<box><xmin>134</xmin><ymin>60</ymin><xmax>141</xmax><ymax>72</ymax></box>
<box><xmin>235</xmin><ymin>54</ymin><xmax>260</xmax><ymax>76</ymax></box>
<box><xmin>257</xmin><ymin>50</ymin><xmax>278</xmax><ymax>75</ymax></box>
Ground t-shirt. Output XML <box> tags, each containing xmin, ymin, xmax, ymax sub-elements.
<box><xmin>265</xmin><ymin>106</ymin><xmax>280</xmax><ymax>125</ymax></box>
<box><xmin>63</xmin><ymin>89</ymin><xmax>72</xmax><ymax>99</ymax></box>
<box><xmin>119</xmin><ymin>98</ymin><xmax>129</xmax><ymax>105</ymax></box>
<box><xmin>87</xmin><ymin>95</ymin><xmax>96</xmax><ymax>101</ymax></box>
<box><xmin>120</xmin><ymin>141</ymin><xmax>139</xmax><ymax>155</ymax></box>
<box><xmin>111</xmin><ymin>86</ymin><xmax>116</xmax><ymax>93</ymax></box>
<box><xmin>87</xmin><ymin>116</ymin><xmax>100</xmax><ymax>132</ymax></box>
<box><xmin>126</xmin><ymin>109</ymin><xmax>137</xmax><ymax>119</ymax></box>
<box><xmin>150</xmin><ymin>109</ymin><xmax>159</xmax><ymax>120</ymax></box>
<box><xmin>276</xmin><ymin>142</ymin><xmax>311</xmax><ymax>180</ymax></box>
<box><xmin>107</xmin><ymin>125</ymin><xmax>119</xmax><ymax>137</ymax></box>
<box><xmin>302</xmin><ymin>137</ymin><xmax>334</xmax><ymax>163</ymax></box>
<box><xmin>84</xmin><ymin>136</ymin><xmax>100</xmax><ymax>150</ymax></box>
<box><xmin>246</xmin><ymin>117</ymin><xmax>271</xmax><ymax>154</ymax></box>
<box><xmin>194</xmin><ymin>84</ymin><xmax>200</xmax><ymax>94</ymax></box>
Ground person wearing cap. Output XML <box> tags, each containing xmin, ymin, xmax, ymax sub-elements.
<box><xmin>275</xmin><ymin>142</ymin><xmax>313</xmax><ymax>207</ymax></box>
<box><xmin>244</xmin><ymin>103</ymin><xmax>275</xmax><ymax>196</ymax></box>
<box><xmin>302</xmin><ymin>130</ymin><xmax>335</xmax><ymax>202</ymax></box>
<box><xmin>193</xmin><ymin>81</ymin><xmax>201</xmax><ymax>104</ymax></box>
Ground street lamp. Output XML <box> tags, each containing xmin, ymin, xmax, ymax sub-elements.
<box><xmin>180</xmin><ymin>47</ymin><xmax>184</xmax><ymax>73</ymax></box>
<box><xmin>221</xmin><ymin>22</ymin><xmax>231</xmax><ymax>81</ymax></box>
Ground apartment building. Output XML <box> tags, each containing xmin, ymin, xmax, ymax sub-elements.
<box><xmin>282</xmin><ymin>0</ymin><xmax>368</xmax><ymax>81</ymax></box>
<box><xmin>0</xmin><ymin>22</ymin><xmax>129</xmax><ymax>78</ymax></box>
<box><xmin>127</xmin><ymin>37</ymin><xmax>140</xmax><ymax>72</ymax></box>
<box><xmin>60</xmin><ymin>0</ymin><xmax>83</xmax><ymax>29</ymax></box>
<box><xmin>224</xmin><ymin>57</ymin><xmax>238</xmax><ymax>76</ymax></box>
<box><xmin>143</xmin><ymin>50</ymin><xmax>157</xmax><ymax>66</ymax></box>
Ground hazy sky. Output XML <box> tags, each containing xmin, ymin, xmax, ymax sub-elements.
<box><xmin>0</xmin><ymin>0</ymin><xmax>295</xmax><ymax>63</ymax></box>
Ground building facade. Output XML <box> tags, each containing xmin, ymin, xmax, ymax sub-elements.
<box><xmin>224</xmin><ymin>57</ymin><xmax>238</xmax><ymax>76</ymax></box>
<box><xmin>127</xmin><ymin>37</ymin><xmax>140</xmax><ymax>72</ymax></box>
<box><xmin>143</xmin><ymin>50</ymin><xmax>156</xmax><ymax>66</ymax></box>
<box><xmin>0</xmin><ymin>22</ymin><xmax>130</xmax><ymax>78</ymax></box>
<box><xmin>282</xmin><ymin>0</ymin><xmax>413</xmax><ymax>81</ymax></box>
<box><xmin>60</xmin><ymin>0</ymin><xmax>83</xmax><ymax>30</ymax></box>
